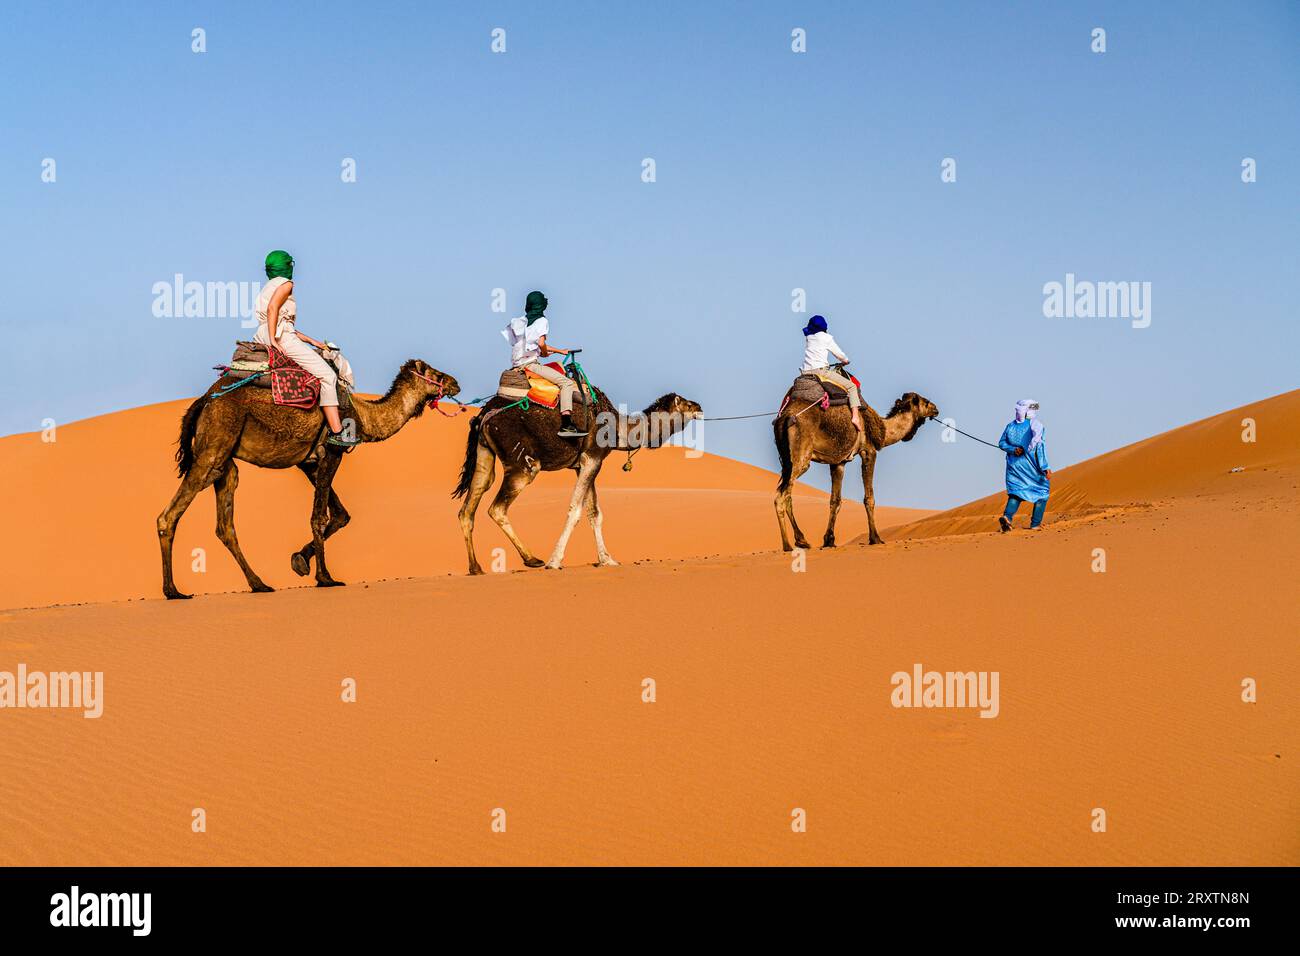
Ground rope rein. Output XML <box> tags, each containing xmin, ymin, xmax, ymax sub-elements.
<box><xmin>700</xmin><ymin>398</ymin><xmax>824</xmax><ymax>422</ymax></box>
<box><xmin>935</xmin><ymin>416</ymin><xmax>1049</xmax><ymax>476</ymax></box>
<box><xmin>934</xmin><ymin>418</ymin><xmax>1003</xmax><ymax>450</ymax></box>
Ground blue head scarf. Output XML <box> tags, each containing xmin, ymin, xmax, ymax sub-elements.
<box><xmin>802</xmin><ymin>314</ymin><xmax>828</xmax><ymax>336</ymax></box>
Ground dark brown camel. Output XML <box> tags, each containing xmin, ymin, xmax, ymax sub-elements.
<box><xmin>158</xmin><ymin>359</ymin><xmax>459</xmax><ymax>599</ymax></box>
<box><xmin>452</xmin><ymin>389</ymin><xmax>703</xmax><ymax>573</ymax></box>
<box><xmin>773</xmin><ymin>391</ymin><xmax>939</xmax><ymax>551</ymax></box>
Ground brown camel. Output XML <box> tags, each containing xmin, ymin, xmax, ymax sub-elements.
<box><xmin>158</xmin><ymin>359</ymin><xmax>459</xmax><ymax>599</ymax></box>
<box><xmin>452</xmin><ymin>389</ymin><xmax>703</xmax><ymax>573</ymax></box>
<box><xmin>773</xmin><ymin>390</ymin><xmax>939</xmax><ymax>551</ymax></box>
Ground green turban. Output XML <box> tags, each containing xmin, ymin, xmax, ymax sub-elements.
<box><xmin>525</xmin><ymin>290</ymin><xmax>547</xmax><ymax>324</ymax></box>
<box><xmin>265</xmin><ymin>250</ymin><xmax>294</xmax><ymax>280</ymax></box>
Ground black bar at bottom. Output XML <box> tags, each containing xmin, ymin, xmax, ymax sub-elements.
<box><xmin>0</xmin><ymin>867</ymin><xmax>1288</xmax><ymax>941</ymax></box>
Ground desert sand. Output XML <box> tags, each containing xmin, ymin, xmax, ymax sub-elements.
<box><xmin>0</xmin><ymin>391</ymin><xmax>1295</xmax><ymax>865</ymax></box>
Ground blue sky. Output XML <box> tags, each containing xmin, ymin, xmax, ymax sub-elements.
<box><xmin>2</xmin><ymin>0</ymin><xmax>1296</xmax><ymax>508</ymax></box>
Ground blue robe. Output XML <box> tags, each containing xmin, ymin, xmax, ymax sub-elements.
<box><xmin>998</xmin><ymin>419</ymin><xmax>1050</xmax><ymax>502</ymax></box>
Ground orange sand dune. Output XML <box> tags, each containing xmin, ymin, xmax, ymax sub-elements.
<box><xmin>0</xmin><ymin>392</ymin><xmax>1295</xmax><ymax>866</ymax></box>
<box><xmin>0</xmin><ymin>398</ymin><xmax>928</xmax><ymax>610</ymax></box>
<box><xmin>878</xmin><ymin>390</ymin><xmax>1300</xmax><ymax>541</ymax></box>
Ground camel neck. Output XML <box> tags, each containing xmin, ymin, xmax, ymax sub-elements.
<box><xmin>615</xmin><ymin>407</ymin><xmax>683</xmax><ymax>450</ymax></box>
<box><xmin>882</xmin><ymin>411</ymin><xmax>921</xmax><ymax>447</ymax></box>
<box><xmin>349</xmin><ymin>380</ymin><xmax>425</xmax><ymax>441</ymax></box>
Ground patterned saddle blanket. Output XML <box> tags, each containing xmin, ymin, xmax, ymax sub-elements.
<box><xmin>217</xmin><ymin>341</ymin><xmax>351</xmax><ymax>410</ymax></box>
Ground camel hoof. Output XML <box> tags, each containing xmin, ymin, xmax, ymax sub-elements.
<box><xmin>291</xmin><ymin>553</ymin><xmax>311</xmax><ymax>577</ymax></box>
<box><xmin>822</xmin><ymin>540</ymin><xmax>836</xmax><ymax>549</ymax></box>
<box><xmin>523</xmin><ymin>556</ymin><xmax>546</xmax><ymax>569</ymax></box>
<box><xmin>795</xmin><ymin>540</ymin><xmax>811</xmax><ymax>551</ymax></box>
<box><xmin>544</xmin><ymin>561</ymin><xmax>563</xmax><ymax>571</ymax></box>
<box><xmin>868</xmin><ymin>536</ymin><xmax>885</xmax><ymax>545</ymax></box>
<box><xmin>597</xmin><ymin>557</ymin><xmax>620</xmax><ymax>567</ymax></box>
<box><xmin>164</xmin><ymin>591</ymin><xmax>193</xmax><ymax>601</ymax></box>
<box><xmin>251</xmin><ymin>583</ymin><xmax>275</xmax><ymax>594</ymax></box>
<box><xmin>468</xmin><ymin>565</ymin><xmax>485</xmax><ymax>576</ymax></box>
<box><xmin>316</xmin><ymin>579</ymin><xmax>347</xmax><ymax>588</ymax></box>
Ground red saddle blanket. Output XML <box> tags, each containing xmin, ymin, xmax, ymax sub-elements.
<box><xmin>268</xmin><ymin>346</ymin><xmax>321</xmax><ymax>409</ymax></box>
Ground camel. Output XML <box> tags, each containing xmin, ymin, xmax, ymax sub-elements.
<box><xmin>452</xmin><ymin>388</ymin><xmax>703</xmax><ymax>573</ymax></box>
<box><xmin>158</xmin><ymin>359</ymin><xmax>460</xmax><ymax>599</ymax></box>
<box><xmin>773</xmin><ymin>390</ymin><xmax>939</xmax><ymax>551</ymax></box>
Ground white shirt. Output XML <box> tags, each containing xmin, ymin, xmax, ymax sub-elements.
<box><xmin>503</xmin><ymin>315</ymin><xmax>549</xmax><ymax>367</ymax></box>
<box><xmin>254</xmin><ymin>276</ymin><xmax>296</xmax><ymax>339</ymax></box>
<box><xmin>801</xmin><ymin>331</ymin><xmax>849</xmax><ymax>372</ymax></box>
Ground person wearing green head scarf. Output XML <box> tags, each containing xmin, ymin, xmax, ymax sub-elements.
<box><xmin>264</xmin><ymin>249</ymin><xmax>294</xmax><ymax>280</ymax></box>
<box><xmin>253</xmin><ymin>249</ymin><xmax>358</xmax><ymax>445</ymax></box>
<box><xmin>502</xmin><ymin>289</ymin><xmax>586</xmax><ymax>436</ymax></box>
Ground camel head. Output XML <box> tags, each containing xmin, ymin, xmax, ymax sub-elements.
<box><xmin>643</xmin><ymin>393</ymin><xmax>703</xmax><ymax>431</ymax></box>
<box><xmin>652</xmin><ymin>393</ymin><xmax>703</xmax><ymax>422</ymax></box>
<box><xmin>613</xmin><ymin>393</ymin><xmax>703</xmax><ymax>449</ymax></box>
<box><xmin>400</xmin><ymin>359</ymin><xmax>460</xmax><ymax>405</ymax></box>
<box><xmin>888</xmin><ymin>392</ymin><xmax>939</xmax><ymax>441</ymax></box>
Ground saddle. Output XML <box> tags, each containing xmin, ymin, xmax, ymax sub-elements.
<box><xmin>787</xmin><ymin>371</ymin><xmax>858</xmax><ymax>409</ymax></box>
<box><xmin>496</xmin><ymin>362</ymin><xmax>568</xmax><ymax>410</ymax></box>
<box><xmin>217</xmin><ymin>341</ymin><xmax>333</xmax><ymax>410</ymax></box>
<box><xmin>495</xmin><ymin>363</ymin><xmax>592</xmax><ymax>427</ymax></box>
<box><xmin>222</xmin><ymin>341</ymin><xmax>273</xmax><ymax>386</ymax></box>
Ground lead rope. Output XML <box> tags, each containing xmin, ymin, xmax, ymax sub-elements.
<box><xmin>621</xmin><ymin>398</ymin><xmax>826</xmax><ymax>471</ymax></box>
<box><xmin>699</xmin><ymin>399</ymin><xmax>822</xmax><ymax>422</ymax></box>
<box><xmin>938</xmin><ymin>417</ymin><xmax>1048</xmax><ymax>477</ymax></box>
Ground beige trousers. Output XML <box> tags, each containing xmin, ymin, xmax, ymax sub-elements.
<box><xmin>256</xmin><ymin>324</ymin><xmax>339</xmax><ymax>407</ymax></box>
<box><xmin>811</xmin><ymin>367</ymin><xmax>861</xmax><ymax>409</ymax></box>
<box><xmin>522</xmin><ymin>361</ymin><xmax>578</xmax><ymax>414</ymax></box>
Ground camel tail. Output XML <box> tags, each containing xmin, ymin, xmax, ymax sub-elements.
<box><xmin>175</xmin><ymin>395</ymin><xmax>207</xmax><ymax>478</ymax></box>
<box><xmin>772</xmin><ymin>413</ymin><xmax>795</xmax><ymax>492</ymax></box>
<box><xmin>451</xmin><ymin>412</ymin><xmax>484</xmax><ymax>499</ymax></box>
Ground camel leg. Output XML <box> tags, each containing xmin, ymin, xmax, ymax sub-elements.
<box><xmin>774</xmin><ymin>450</ymin><xmax>814</xmax><ymax>552</ymax></box>
<box><xmin>291</xmin><ymin>461</ymin><xmax>351</xmax><ymax>577</ymax></box>
<box><xmin>157</xmin><ymin>444</ymin><xmax>236</xmax><ymax>600</ymax></box>
<box><xmin>213</xmin><ymin>462</ymin><xmax>273</xmax><ymax>593</ymax></box>
<box><xmin>458</xmin><ymin>443</ymin><xmax>498</xmax><ymax>575</ymax></box>
<box><xmin>488</xmin><ymin>462</ymin><xmax>546</xmax><ymax>569</ymax></box>
<box><xmin>309</xmin><ymin>450</ymin><xmax>347</xmax><ymax>587</ymax></box>
<box><xmin>861</xmin><ymin>447</ymin><xmax>884</xmax><ymax>545</ymax></box>
<box><xmin>584</xmin><ymin>480</ymin><xmax>618</xmax><ymax>567</ymax></box>
<box><xmin>822</xmin><ymin>461</ymin><xmax>845</xmax><ymax>549</ymax></box>
<box><xmin>774</xmin><ymin>478</ymin><xmax>793</xmax><ymax>552</ymax></box>
<box><xmin>546</xmin><ymin>457</ymin><xmax>602</xmax><ymax>570</ymax></box>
